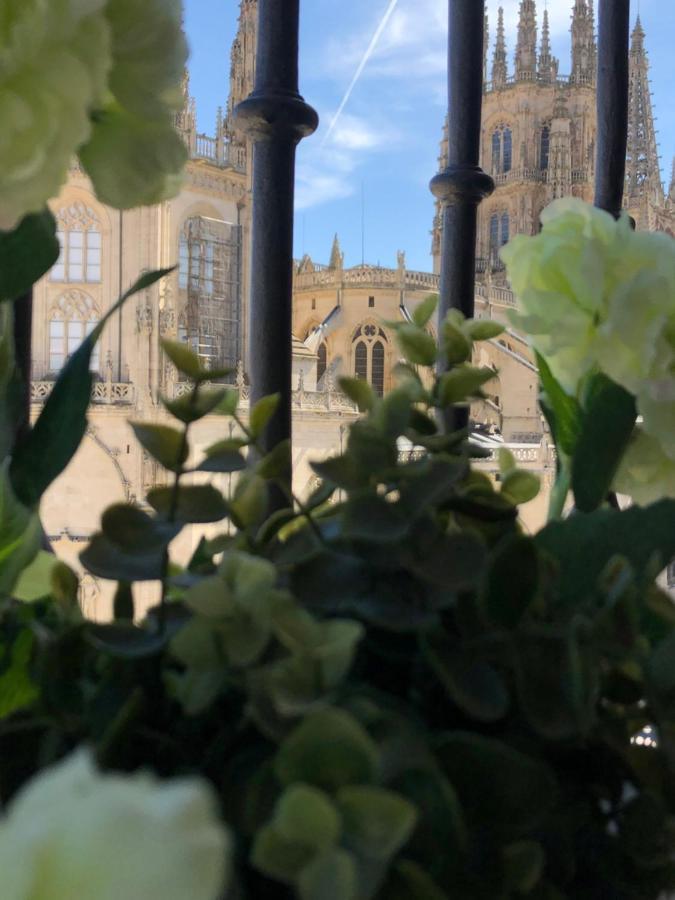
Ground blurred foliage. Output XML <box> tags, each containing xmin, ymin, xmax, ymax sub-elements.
<box><xmin>2</xmin><ymin>297</ymin><xmax>675</xmax><ymax>899</ymax></box>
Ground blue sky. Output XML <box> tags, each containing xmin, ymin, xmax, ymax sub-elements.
<box><xmin>185</xmin><ymin>0</ymin><xmax>674</xmax><ymax>273</ymax></box>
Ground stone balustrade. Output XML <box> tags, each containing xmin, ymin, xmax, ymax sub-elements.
<box><xmin>31</xmin><ymin>381</ymin><xmax>136</xmax><ymax>406</ymax></box>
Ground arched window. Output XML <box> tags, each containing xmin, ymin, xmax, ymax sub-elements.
<box><xmin>492</xmin><ymin>132</ymin><xmax>501</xmax><ymax>173</ymax></box>
<box><xmin>317</xmin><ymin>343</ymin><xmax>327</xmax><ymax>383</ymax></box>
<box><xmin>540</xmin><ymin>126</ymin><xmax>550</xmax><ymax>171</ymax></box>
<box><xmin>500</xmin><ymin>212</ymin><xmax>510</xmax><ymax>246</ymax></box>
<box><xmin>178</xmin><ymin>234</ymin><xmax>189</xmax><ymax>289</ymax></box>
<box><xmin>352</xmin><ymin>323</ymin><xmax>389</xmax><ymax>394</ymax></box>
<box><xmin>491</xmin><ymin>126</ymin><xmax>513</xmax><ymax>175</ymax></box>
<box><xmin>49</xmin><ymin>290</ymin><xmax>100</xmax><ymax>373</ymax></box>
<box><xmin>489</xmin><ymin>212</ymin><xmax>510</xmax><ymax>262</ymax></box>
<box><xmin>502</xmin><ymin>128</ymin><xmax>512</xmax><ymax>173</ymax></box>
<box><xmin>372</xmin><ymin>342</ymin><xmax>385</xmax><ymax>397</ymax></box>
<box><xmin>354</xmin><ymin>342</ymin><xmax>368</xmax><ymax>381</ymax></box>
<box><xmin>51</xmin><ymin>202</ymin><xmax>102</xmax><ymax>283</ymax></box>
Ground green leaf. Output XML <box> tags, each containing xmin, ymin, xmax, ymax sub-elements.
<box><xmin>536</xmin><ymin>500</ymin><xmax>675</xmax><ymax>613</ymax></box>
<box><xmin>298</xmin><ymin>849</ymin><xmax>358</xmax><ymax>900</ymax></box>
<box><xmin>10</xmin><ymin>268</ymin><xmax>174</xmax><ymax>507</ymax></box>
<box><xmin>412</xmin><ymin>295</ymin><xmax>439</xmax><ymax>328</ymax></box>
<box><xmin>514</xmin><ymin>621</ymin><xmax>598</xmax><ymax>740</ymax></box>
<box><xmin>198</xmin><ymin>443</ymin><xmax>247</xmax><ymax>474</ymax></box>
<box><xmin>275</xmin><ymin>708</ymin><xmax>379</xmax><ymax>791</ymax></box>
<box><xmin>257</xmin><ymin>440</ymin><xmax>292</xmax><ymax>482</ymax></box>
<box><xmin>339</xmin><ymin>377</ymin><xmax>376</xmax><ymax>412</ymax></box>
<box><xmin>131</xmin><ymin>423</ymin><xmax>187</xmax><ymax>473</ymax></box>
<box><xmin>572</xmin><ymin>374</ymin><xmax>637</xmax><ymax>513</ymax></box>
<box><xmin>273</xmin><ymin>785</ymin><xmax>341</xmax><ymax>853</ymax></box>
<box><xmin>216</xmin><ymin>388</ymin><xmax>240</xmax><ymax>415</ymax></box>
<box><xmin>500</xmin><ymin>470</ymin><xmax>540</xmax><ymax>505</ymax></box>
<box><xmin>442</xmin><ymin>321</ymin><xmax>472</xmax><ymax>366</ymax></box>
<box><xmin>147</xmin><ymin>485</ymin><xmax>228</xmax><ymax>524</ymax></box>
<box><xmin>0</xmin><ymin>461</ymin><xmax>41</xmax><ymax>594</ymax></box>
<box><xmin>164</xmin><ymin>387</ymin><xmax>229</xmax><ymax>424</ymax></box>
<box><xmin>230</xmin><ymin>474</ymin><xmax>268</xmax><ymax>528</ymax></box>
<box><xmin>337</xmin><ymin>786</ymin><xmax>418</xmax><ymax>859</ymax></box>
<box><xmin>0</xmin><ymin>630</ymin><xmax>38</xmax><ymax>719</ymax></box>
<box><xmin>0</xmin><ymin>210</ymin><xmax>60</xmax><ymax>303</ymax></box>
<box><xmin>396</xmin><ymin>325</ymin><xmax>437</xmax><ymax>367</ymax></box>
<box><xmin>423</xmin><ymin>631</ymin><xmax>509</xmax><ymax>723</ymax></box>
<box><xmin>342</xmin><ymin>494</ymin><xmax>409</xmax><ymax>543</ymax></box>
<box><xmin>80</xmin><ymin>532</ymin><xmax>165</xmax><ymax>582</ymax></box>
<box><xmin>161</xmin><ymin>339</ymin><xmax>202</xmax><ymax>380</ymax></box>
<box><xmin>102</xmin><ymin>504</ymin><xmax>180</xmax><ymax>550</ymax></box>
<box><xmin>384</xmin><ymin>861</ymin><xmax>449</xmax><ymax>900</ymax></box>
<box><xmin>252</xmin><ymin>785</ymin><xmax>341</xmax><ymax>886</ymax></box>
<box><xmin>250</xmin><ymin>394</ymin><xmax>280</xmax><ymax>438</ymax></box>
<box><xmin>502</xmin><ymin>841</ymin><xmax>545</xmax><ymax>894</ymax></box>
<box><xmin>113</xmin><ymin>582</ymin><xmax>134</xmax><ymax>621</ymax></box>
<box><xmin>466</xmin><ymin>320</ymin><xmax>505</xmax><ymax>341</ymax></box>
<box><xmin>536</xmin><ymin>351</ymin><xmax>582</xmax><ymax>458</ymax></box>
<box><xmin>12</xmin><ymin>551</ymin><xmax>56</xmax><ymax>601</ymax></box>
<box><xmin>482</xmin><ymin>535</ymin><xmax>540</xmax><ymax>629</ymax></box>
<box><xmin>436</xmin><ymin>732</ymin><xmax>556</xmax><ymax>837</ymax></box>
<box><xmin>311</xmin><ymin>455</ymin><xmax>364</xmax><ymax>490</ymax></box>
<box><xmin>439</xmin><ymin>366</ymin><xmax>495</xmax><ymax>406</ymax></box>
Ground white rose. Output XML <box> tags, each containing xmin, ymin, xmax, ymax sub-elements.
<box><xmin>0</xmin><ymin>749</ymin><xmax>230</xmax><ymax>900</ymax></box>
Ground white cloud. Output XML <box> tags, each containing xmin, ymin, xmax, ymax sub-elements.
<box><xmin>296</xmin><ymin>113</ymin><xmax>399</xmax><ymax>211</ymax></box>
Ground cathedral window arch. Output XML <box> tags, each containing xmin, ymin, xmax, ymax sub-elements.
<box><xmin>540</xmin><ymin>125</ymin><xmax>551</xmax><ymax>171</ymax></box>
<box><xmin>352</xmin><ymin>323</ymin><xmax>389</xmax><ymax>397</ymax></box>
<box><xmin>51</xmin><ymin>202</ymin><xmax>102</xmax><ymax>284</ymax></box>
<box><xmin>48</xmin><ymin>290</ymin><xmax>100</xmax><ymax>373</ymax></box>
<box><xmin>317</xmin><ymin>342</ymin><xmax>327</xmax><ymax>384</ymax></box>
<box><xmin>489</xmin><ymin>212</ymin><xmax>511</xmax><ymax>263</ymax></box>
<box><xmin>491</xmin><ymin>125</ymin><xmax>513</xmax><ymax>175</ymax></box>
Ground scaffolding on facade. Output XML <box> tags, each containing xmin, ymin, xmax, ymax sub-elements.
<box><xmin>185</xmin><ymin>216</ymin><xmax>242</xmax><ymax>378</ymax></box>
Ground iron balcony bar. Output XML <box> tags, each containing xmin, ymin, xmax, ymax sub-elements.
<box><xmin>594</xmin><ymin>0</ymin><xmax>631</xmax><ymax>218</ymax></box>
<box><xmin>235</xmin><ymin>0</ymin><xmax>318</xmax><ymax>508</ymax></box>
<box><xmin>431</xmin><ymin>0</ymin><xmax>494</xmax><ymax>431</ymax></box>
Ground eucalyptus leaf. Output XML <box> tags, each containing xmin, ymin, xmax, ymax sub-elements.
<box><xmin>163</xmin><ymin>387</ymin><xmax>229</xmax><ymax>424</ymax></box>
<box><xmin>147</xmin><ymin>485</ymin><xmax>228</xmax><ymax>524</ymax></box>
<box><xmin>10</xmin><ymin>268</ymin><xmax>174</xmax><ymax>507</ymax></box>
<box><xmin>298</xmin><ymin>848</ymin><xmax>358</xmax><ymax>900</ymax></box>
<box><xmin>339</xmin><ymin>377</ymin><xmax>376</xmax><ymax>412</ymax></box>
<box><xmin>396</xmin><ymin>325</ymin><xmax>437</xmax><ymax>367</ymax></box>
<box><xmin>250</xmin><ymin>394</ymin><xmax>280</xmax><ymax>438</ymax></box>
<box><xmin>439</xmin><ymin>366</ymin><xmax>495</xmax><ymax>406</ymax></box>
<box><xmin>0</xmin><ymin>210</ymin><xmax>60</xmax><ymax>303</ymax></box>
<box><xmin>131</xmin><ymin>423</ymin><xmax>188</xmax><ymax>473</ymax></box>
<box><xmin>412</xmin><ymin>295</ymin><xmax>439</xmax><ymax>328</ymax></box>
<box><xmin>336</xmin><ymin>786</ymin><xmax>418</xmax><ymax>859</ymax></box>
<box><xmin>161</xmin><ymin>339</ymin><xmax>203</xmax><ymax>380</ymax></box>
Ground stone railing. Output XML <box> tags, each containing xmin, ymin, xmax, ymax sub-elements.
<box><xmin>188</xmin><ymin>133</ymin><xmax>246</xmax><ymax>173</ymax></box>
<box><xmin>493</xmin><ymin>168</ymin><xmax>547</xmax><ymax>187</ymax></box>
<box><xmin>484</xmin><ymin>72</ymin><xmax>595</xmax><ymax>94</ymax></box>
<box><xmin>31</xmin><ymin>381</ymin><xmax>136</xmax><ymax>406</ymax></box>
<box><xmin>474</xmin><ymin>441</ymin><xmax>557</xmax><ymax>472</ymax></box>
<box><xmin>172</xmin><ymin>379</ymin><xmax>358</xmax><ymax>415</ymax></box>
<box><xmin>294</xmin><ymin>265</ymin><xmax>440</xmax><ymax>293</ymax></box>
<box><xmin>475</xmin><ymin>283</ymin><xmax>517</xmax><ymax>308</ymax></box>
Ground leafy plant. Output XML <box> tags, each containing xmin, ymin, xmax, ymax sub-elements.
<box><xmin>3</xmin><ymin>296</ymin><xmax>675</xmax><ymax>899</ymax></box>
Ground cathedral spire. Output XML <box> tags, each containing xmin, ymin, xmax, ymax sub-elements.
<box><xmin>492</xmin><ymin>7</ymin><xmax>508</xmax><ymax>87</ymax></box>
<box><xmin>515</xmin><ymin>0</ymin><xmax>537</xmax><ymax>81</ymax></box>
<box><xmin>174</xmin><ymin>66</ymin><xmax>196</xmax><ymax>147</ymax></box>
<box><xmin>669</xmin><ymin>157</ymin><xmax>675</xmax><ymax>203</ymax></box>
<box><xmin>538</xmin><ymin>6</ymin><xmax>558</xmax><ymax>82</ymax></box>
<box><xmin>571</xmin><ymin>0</ymin><xmax>596</xmax><ymax>85</ymax></box>
<box><xmin>329</xmin><ymin>234</ymin><xmax>343</xmax><ymax>270</ymax></box>
<box><xmin>226</xmin><ymin>0</ymin><xmax>257</xmax><ymax>136</ymax></box>
<box><xmin>625</xmin><ymin>16</ymin><xmax>664</xmax><ymax>226</ymax></box>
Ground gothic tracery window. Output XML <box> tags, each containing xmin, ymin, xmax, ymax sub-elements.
<box><xmin>48</xmin><ymin>290</ymin><xmax>100</xmax><ymax>373</ymax></box>
<box><xmin>353</xmin><ymin>324</ymin><xmax>388</xmax><ymax>397</ymax></box>
<box><xmin>317</xmin><ymin>343</ymin><xmax>327</xmax><ymax>384</ymax></box>
<box><xmin>489</xmin><ymin>212</ymin><xmax>510</xmax><ymax>263</ymax></box>
<box><xmin>540</xmin><ymin>125</ymin><xmax>551</xmax><ymax>171</ymax></box>
<box><xmin>491</xmin><ymin>126</ymin><xmax>513</xmax><ymax>175</ymax></box>
<box><xmin>51</xmin><ymin>202</ymin><xmax>102</xmax><ymax>283</ymax></box>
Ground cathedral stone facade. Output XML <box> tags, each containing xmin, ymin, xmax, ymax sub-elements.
<box><xmin>33</xmin><ymin>0</ymin><xmax>674</xmax><ymax>616</ymax></box>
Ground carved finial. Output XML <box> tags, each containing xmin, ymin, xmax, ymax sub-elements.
<box><xmin>538</xmin><ymin>7</ymin><xmax>557</xmax><ymax>81</ymax></box>
<box><xmin>484</xmin><ymin>4</ymin><xmax>489</xmax><ymax>84</ymax></box>
<box><xmin>515</xmin><ymin>1</ymin><xmax>537</xmax><ymax>80</ymax></box>
<box><xmin>236</xmin><ymin>359</ymin><xmax>246</xmax><ymax>389</ymax></box>
<box><xmin>492</xmin><ymin>8</ymin><xmax>508</xmax><ymax>87</ymax></box>
<box><xmin>297</xmin><ymin>369</ymin><xmax>305</xmax><ymax>392</ymax></box>
<box><xmin>571</xmin><ymin>0</ymin><xmax>596</xmax><ymax>85</ymax></box>
<box><xmin>625</xmin><ymin>15</ymin><xmax>664</xmax><ymax>218</ymax></box>
<box><xmin>329</xmin><ymin>233</ymin><xmax>343</xmax><ymax>270</ymax></box>
<box><xmin>669</xmin><ymin>157</ymin><xmax>675</xmax><ymax>201</ymax></box>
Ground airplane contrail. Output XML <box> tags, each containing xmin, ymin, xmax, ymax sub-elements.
<box><xmin>321</xmin><ymin>0</ymin><xmax>400</xmax><ymax>147</ymax></box>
